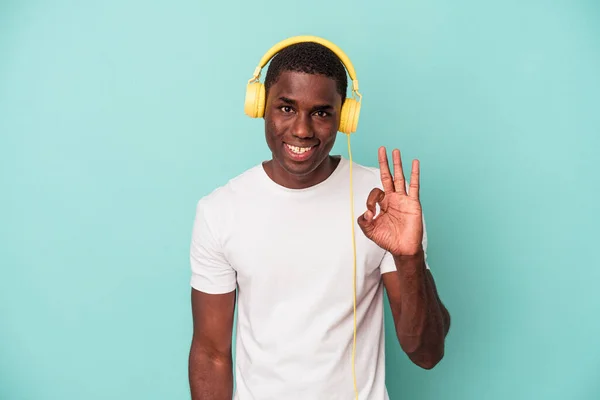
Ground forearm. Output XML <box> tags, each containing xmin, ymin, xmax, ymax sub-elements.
<box><xmin>392</xmin><ymin>248</ymin><xmax>448</xmax><ymax>368</ymax></box>
<box><xmin>188</xmin><ymin>341</ymin><xmax>233</xmax><ymax>400</ymax></box>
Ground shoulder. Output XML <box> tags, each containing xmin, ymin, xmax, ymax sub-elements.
<box><xmin>346</xmin><ymin>158</ymin><xmax>415</xmax><ymax>194</ymax></box>
<box><xmin>196</xmin><ymin>164</ymin><xmax>263</xmax><ymax>207</ymax></box>
<box><xmin>344</xmin><ymin>158</ymin><xmax>384</xmax><ymax>190</ymax></box>
<box><xmin>349</xmin><ymin>160</ymin><xmax>381</xmax><ymax>179</ymax></box>
<box><xmin>194</xmin><ymin>164</ymin><xmax>264</xmax><ymax>227</ymax></box>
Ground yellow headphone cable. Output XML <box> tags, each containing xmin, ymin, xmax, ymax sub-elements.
<box><xmin>347</xmin><ymin>133</ymin><xmax>359</xmax><ymax>400</ymax></box>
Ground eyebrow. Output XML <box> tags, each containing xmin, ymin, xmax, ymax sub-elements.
<box><xmin>278</xmin><ymin>97</ymin><xmax>334</xmax><ymax>112</ymax></box>
<box><xmin>279</xmin><ymin>97</ymin><xmax>297</xmax><ymax>105</ymax></box>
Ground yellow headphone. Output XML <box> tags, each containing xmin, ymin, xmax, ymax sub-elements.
<box><xmin>244</xmin><ymin>35</ymin><xmax>363</xmax><ymax>399</ymax></box>
<box><xmin>244</xmin><ymin>35</ymin><xmax>363</xmax><ymax>135</ymax></box>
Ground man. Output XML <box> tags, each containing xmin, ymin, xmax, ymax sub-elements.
<box><xmin>188</xmin><ymin>40</ymin><xmax>450</xmax><ymax>399</ymax></box>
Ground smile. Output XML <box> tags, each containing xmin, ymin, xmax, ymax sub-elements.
<box><xmin>284</xmin><ymin>143</ymin><xmax>316</xmax><ymax>161</ymax></box>
<box><xmin>286</xmin><ymin>144</ymin><xmax>313</xmax><ymax>154</ymax></box>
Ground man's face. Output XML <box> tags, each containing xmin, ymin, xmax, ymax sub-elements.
<box><xmin>263</xmin><ymin>70</ymin><xmax>343</xmax><ymax>185</ymax></box>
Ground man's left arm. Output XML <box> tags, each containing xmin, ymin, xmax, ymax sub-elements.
<box><xmin>382</xmin><ymin>248</ymin><xmax>450</xmax><ymax>370</ymax></box>
<box><xmin>356</xmin><ymin>146</ymin><xmax>450</xmax><ymax>370</ymax></box>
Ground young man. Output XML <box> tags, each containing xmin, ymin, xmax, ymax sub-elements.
<box><xmin>188</xmin><ymin>40</ymin><xmax>450</xmax><ymax>400</ymax></box>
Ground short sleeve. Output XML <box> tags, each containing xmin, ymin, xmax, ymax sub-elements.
<box><xmin>380</xmin><ymin>213</ymin><xmax>431</xmax><ymax>274</ymax></box>
<box><xmin>189</xmin><ymin>199</ymin><xmax>237</xmax><ymax>294</ymax></box>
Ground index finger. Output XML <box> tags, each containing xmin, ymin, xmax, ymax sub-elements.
<box><xmin>378</xmin><ymin>146</ymin><xmax>395</xmax><ymax>193</ymax></box>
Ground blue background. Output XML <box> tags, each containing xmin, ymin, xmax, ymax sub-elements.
<box><xmin>1</xmin><ymin>1</ymin><xmax>599</xmax><ymax>399</ymax></box>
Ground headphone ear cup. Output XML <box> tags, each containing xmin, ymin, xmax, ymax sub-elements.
<box><xmin>244</xmin><ymin>82</ymin><xmax>266</xmax><ymax>118</ymax></box>
<box><xmin>339</xmin><ymin>98</ymin><xmax>361</xmax><ymax>134</ymax></box>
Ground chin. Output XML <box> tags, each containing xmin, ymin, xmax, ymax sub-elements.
<box><xmin>276</xmin><ymin>153</ymin><xmax>324</xmax><ymax>177</ymax></box>
<box><xmin>279</xmin><ymin>159</ymin><xmax>319</xmax><ymax>177</ymax></box>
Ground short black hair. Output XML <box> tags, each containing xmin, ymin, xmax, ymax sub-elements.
<box><xmin>264</xmin><ymin>41</ymin><xmax>348</xmax><ymax>103</ymax></box>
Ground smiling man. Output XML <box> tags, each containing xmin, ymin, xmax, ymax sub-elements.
<box><xmin>188</xmin><ymin>39</ymin><xmax>450</xmax><ymax>400</ymax></box>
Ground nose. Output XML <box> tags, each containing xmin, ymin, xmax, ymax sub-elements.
<box><xmin>291</xmin><ymin>112</ymin><xmax>314</xmax><ymax>139</ymax></box>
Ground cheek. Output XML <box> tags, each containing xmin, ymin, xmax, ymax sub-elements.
<box><xmin>265</xmin><ymin>114</ymin><xmax>291</xmax><ymax>139</ymax></box>
<box><xmin>264</xmin><ymin>118</ymin><xmax>283</xmax><ymax>149</ymax></box>
<box><xmin>315</xmin><ymin>120</ymin><xmax>339</xmax><ymax>142</ymax></box>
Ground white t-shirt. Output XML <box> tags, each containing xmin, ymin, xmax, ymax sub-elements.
<box><xmin>190</xmin><ymin>156</ymin><xmax>429</xmax><ymax>400</ymax></box>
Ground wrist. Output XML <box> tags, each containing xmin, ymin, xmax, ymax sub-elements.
<box><xmin>392</xmin><ymin>246</ymin><xmax>426</xmax><ymax>274</ymax></box>
<box><xmin>391</xmin><ymin>245</ymin><xmax>424</xmax><ymax>259</ymax></box>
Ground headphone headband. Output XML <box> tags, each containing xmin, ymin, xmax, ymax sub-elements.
<box><xmin>249</xmin><ymin>35</ymin><xmax>360</xmax><ymax>94</ymax></box>
<box><xmin>244</xmin><ymin>35</ymin><xmax>362</xmax><ymax>133</ymax></box>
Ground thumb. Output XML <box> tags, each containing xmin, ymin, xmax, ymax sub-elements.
<box><xmin>357</xmin><ymin>187</ymin><xmax>384</xmax><ymax>237</ymax></box>
<box><xmin>357</xmin><ymin>209</ymin><xmax>376</xmax><ymax>237</ymax></box>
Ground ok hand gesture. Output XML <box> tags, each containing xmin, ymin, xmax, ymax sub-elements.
<box><xmin>357</xmin><ymin>147</ymin><xmax>424</xmax><ymax>257</ymax></box>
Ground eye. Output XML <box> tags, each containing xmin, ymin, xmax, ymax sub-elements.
<box><xmin>280</xmin><ymin>106</ymin><xmax>294</xmax><ymax>113</ymax></box>
<box><xmin>314</xmin><ymin>110</ymin><xmax>329</xmax><ymax>117</ymax></box>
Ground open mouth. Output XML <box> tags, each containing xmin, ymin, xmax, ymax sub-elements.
<box><xmin>284</xmin><ymin>143</ymin><xmax>316</xmax><ymax>161</ymax></box>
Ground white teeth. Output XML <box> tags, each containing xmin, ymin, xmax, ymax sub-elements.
<box><xmin>286</xmin><ymin>144</ymin><xmax>312</xmax><ymax>154</ymax></box>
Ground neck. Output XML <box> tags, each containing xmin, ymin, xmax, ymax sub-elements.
<box><xmin>263</xmin><ymin>155</ymin><xmax>341</xmax><ymax>189</ymax></box>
